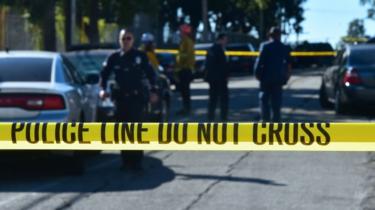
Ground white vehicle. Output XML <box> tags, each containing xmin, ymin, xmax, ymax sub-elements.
<box><xmin>0</xmin><ymin>51</ymin><xmax>99</xmax><ymax>122</ymax></box>
<box><xmin>0</xmin><ymin>51</ymin><xmax>101</xmax><ymax>174</ymax></box>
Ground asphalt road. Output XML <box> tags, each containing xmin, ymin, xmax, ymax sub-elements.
<box><xmin>0</xmin><ymin>69</ymin><xmax>374</xmax><ymax>210</ymax></box>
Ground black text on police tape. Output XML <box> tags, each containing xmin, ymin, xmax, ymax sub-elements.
<box><xmin>253</xmin><ymin>123</ymin><xmax>331</xmax><ymax>146</ymax></box>
<box><xmin>10</xmin><ymin>122</ymin><xmax>331</xmax><ymax>146</ymax></box>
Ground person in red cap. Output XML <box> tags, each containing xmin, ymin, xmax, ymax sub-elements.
<box><xmin>175</xmin><ymin>24</ymin><xmax>195</xmax><ymax>115</ymax></box>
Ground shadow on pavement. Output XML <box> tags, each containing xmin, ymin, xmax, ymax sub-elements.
<box><xmin>0</xmin><ymin>154</ymin><xmax>175</xmax><ymax>193</ymax></box>
<box><xmin>176</xmin><ymin>173</ymin><xmax>286</xmax><ymax>187</ymax></box>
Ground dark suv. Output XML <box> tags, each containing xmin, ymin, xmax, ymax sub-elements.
<box><xmin>293</xmin><ymin>42</ymin><xmax>335</xmax><ymax>68</ymax></box>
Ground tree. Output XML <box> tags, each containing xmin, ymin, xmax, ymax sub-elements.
<box><xmin>1</xmin><ymin>0</ymin><xmax>58</xmax><ymax>50</ymax></box>
<box><xmin>347</xmin><ymin>19</ymin><xmax>366</xmax><ymax>37</ymax></box>
<box><xmin>360</xmin><ymin>0</ymin><xmax>375</xmax><ymax>19</ymax></box>
<box><xmin>341</xmin><ymin>18</ymin><xmax>367</xmax><ymax>44</ymax></box>
<box><xmin>159</xmin><ymin>0</ymin><xmax>306</xmax><ymax>42</ymax></box>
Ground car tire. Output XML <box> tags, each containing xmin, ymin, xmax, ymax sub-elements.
<box><xmin>319</xmin><ymin>83</ymin><xmax>333</xmax><ymax>109</ymax></box>
<box><xmin>335</xmin><ymin>89</ymin><xmax>348</xmax><ymax>115</ymax></box>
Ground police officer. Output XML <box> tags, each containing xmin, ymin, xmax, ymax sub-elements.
<box><xmin>254</xmin><ymin>27</ymin><xmax>292</xmax><ymax>122</ymax></box>
<box><xmin>140</xmin><ymin>33</ymin><xmax>160</xmax><ymax>71</ymax></box>
<box><xmin>204</xmin><ymin>33</ymin><xmax>229</xmax><ymax>121</ymax></box>
<box><xmin>175</xmin><ymin>24</ymin><xmax>195</xmax><ymax>115</ymax></box>
<box><xmin>100</xmin><ymin>29</ymin><xmax>158</xmax><ymax>171</ymax></box>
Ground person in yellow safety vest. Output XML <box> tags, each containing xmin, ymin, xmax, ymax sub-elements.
<box><xmin>140</xmin><ymin>33</ymin><xmax>160</xmax><ymax>71</ymax></box>
<box><xmin>175</xmin><ymin>24</ymin><xmax>195</xmax><ymax>115</ymax></box>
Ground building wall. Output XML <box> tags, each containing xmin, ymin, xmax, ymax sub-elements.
<box><xmin>0</xmin><ymin>7</ymin><xmax>34</xmax><ymax>50</ymax></box>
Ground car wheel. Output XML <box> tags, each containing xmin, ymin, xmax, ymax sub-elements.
<box><xmin>335</xmin><ymin>89</ymin><xmax>348</xmax><ymax>115</ymax></box>
<box><xmin>319</xmin><ymin>83</ymin><xmax>333</xmax><ymax>109</ymax></box>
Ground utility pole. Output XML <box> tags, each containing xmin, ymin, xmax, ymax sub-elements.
<box><xmin>64</xmin><ymin>0</ymin><xmax>76</xmax><ymax>50</ymax></box>
<box><xmin>202</xmin><ymin>0</ymin><xmax>208</xmax><ymax>42</ymax></box>
<box><xmin>71</xmin><ymin>0</ymin><xmax>76</xmax><ymax>46</ymax></box>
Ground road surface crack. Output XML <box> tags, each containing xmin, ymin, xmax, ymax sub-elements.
<box><xmin>54</xmin><ymin>179</ymin><xmax>112</xmax><ymax>210</ymax></box>
<box><xmin>183</xmin><ymin>152</ymin><xmax>250</xmax><ymax>210</ymax></box>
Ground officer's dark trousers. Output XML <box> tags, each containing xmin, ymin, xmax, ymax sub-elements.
<box><xmin>259</xmin><ymin>85</ymin><xmax>282</xmax><ymax>122</ymax></box>
<box><xmin>208</xmin><ymin>80</ymin><xmax>228</xmax><ymax>121</ymax></box>
<box><xmin>114</xmin><ymin>94</ymin><xmax>144</xmax><ymax>168</ymax></box>
<box><xmin>177</xmin><ymin>69</ymin><xmax>192</xmax><ymax>112</ymax></box>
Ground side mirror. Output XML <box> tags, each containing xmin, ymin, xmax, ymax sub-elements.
<box><xmin>85</xmin><ymin>73</ymin><xmax>100</xmax><ymax>85</ymax></box>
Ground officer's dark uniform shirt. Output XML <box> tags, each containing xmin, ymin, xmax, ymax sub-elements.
<box><xmin>204</xmin><ymin>43</ymin><xmax>229</xmax><ymax>82</ymax></box>
<box><xmin>254</xmin><ymin>40</ymin><xmax>291</xmax><ymax>87</ymax></box>
<box><xmin>100</xmin><ymin>48</ymin><xmax>156</xmax><ymax>94</ymax></box>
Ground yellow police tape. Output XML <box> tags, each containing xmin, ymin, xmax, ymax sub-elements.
<box><xmin>155</xmin><ymin>49</ymin><xmax>337</xmax><ymax>57</ymax></box>
<box><xmin>0</xmin><ymin>122</ymin><xmax>375</xmax><ymax>151</ymax></box>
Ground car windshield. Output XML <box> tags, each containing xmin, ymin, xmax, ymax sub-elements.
<box><xmin>65</xmin><ymin>53</ymin><xmax>108</xmax><ymax>76</ymax></box>
<box><xmin>350</xmin><ymin>49</ymin><xmax>375</xmax><ymax>66</ymax></box>
<box><xmin>0</xmin><ymin>57</ymin><xmax>52</xmax><ymax>82</ymax></box>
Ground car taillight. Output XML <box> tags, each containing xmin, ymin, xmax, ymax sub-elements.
<box><xmin>343</xmin><ymin>68</ymin><xmax>362</xmax><ymax>86</ymax></box>
<box><xmin>0</xmin><ymin>94</ymin><xmax>65</xmax><ymax>110</ymax></box>
<box><xmin>42</xmin><ymin>95</ymin><xmax>65</xmax><ymax>110</ymax></box>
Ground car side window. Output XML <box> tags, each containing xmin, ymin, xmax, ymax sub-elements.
<box><xmin>55</xmin><ymin>58</ymin><xmax>67</xmax><ymax>83</ymax></box>
<box><xmin>63</xmin><ymin>57</ymin><xmax>84</xmax><ymax>85</ymax></box>
<box><xmin>62</xmin><ymin>62</ymin><xmax>75</xmax><ymax>84</ymax></box>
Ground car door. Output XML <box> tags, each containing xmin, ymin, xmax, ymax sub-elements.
<box><xmin>63</xmin><ymin>57</ymin><xmax>97</xmax><ymax>122</ymax></box>
<box><xmin>333</xmin><ymin>53</ymin><xmax>349</xmax><ymax>93</ymax></box>
<box><xmin>325</xmin><ymin>51</ymin><xmax>343</xmax><ymax>98</ymax></box>
<box><xmin>60</xmin><ymin>58</ymin><xmax>87</xmax><ymax>121</ymax></box>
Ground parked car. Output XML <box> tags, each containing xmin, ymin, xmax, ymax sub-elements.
<box><xmin>194</xmin><ymin>43</ymin><xmax>256</xmax><ymax>78</ymax></box>
<box><xmin>226</xmin><ymin>43</ymin><xmax>256</xmax><ymax>74</ymax></box>
<box><xmin>65</xmin><ymin>49</ymin><xmax>171</xmax><ymax>122</ymax></box>
<box><xmin>0</xmin><ymin>51</ymin><xmax>100</xmax><ymax>174</ymax></box>
<box><xmin>293</xmin><ymin>42</ymin><xmax>335</xmax><ymax>68</ymax></box>
<box><xmin>319</xmin><ymin>44</ymin><xmax>375</xmax><ymax>114</ymax></box>
<box><xmin>0</xmin><ymin>51</ymin><xmax>99</xmax><ymax>122</ymax></box>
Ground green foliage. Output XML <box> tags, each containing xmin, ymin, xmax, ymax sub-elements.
<box><xmin>1</xmin><ymin>0</ymin><xmax>307</xmax><ymax>48</ymax></box>
<box><xmin>341</xmin><ymin>18</ymin><xmax>367</xmax><ymax>45</ymax></box>
<box><xmin>159</xmin><ymin>0</ymin><xmax>306</xmax><ymax>40</ymax></box>
<box><xmin>360</xmin><ymin>0</ymin><xmax>375</xmax><ymax>19</ymax></box>
<box><xmin>347</xmin><ymin>19</ymin><xmax>366</xmax><ymax>37</ymax></box>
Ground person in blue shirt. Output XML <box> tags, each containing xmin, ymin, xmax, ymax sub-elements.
<box><xmin>254</xmin><ymin>27</ymin><xmax>292</xmax><ymax>122</ymax></box>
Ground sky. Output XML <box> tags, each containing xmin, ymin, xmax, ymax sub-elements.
<box><xmin>288</xmin><ymin>0</ymin><xmax>375</xmax><ymax>46</ymax></box>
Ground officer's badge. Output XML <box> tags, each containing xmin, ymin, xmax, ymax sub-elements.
<box><xmin>135</xmin><ymin>56</ymin><xmax>142</xmax><ymax>64</ymax></box>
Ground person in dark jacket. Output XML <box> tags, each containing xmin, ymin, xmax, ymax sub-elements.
<box><xmin>254</xmin><ymin>27</ymin><xmax>292</xmax><ymax>122</ymax></box>
<box><xmin>205</xmin><ymin>33</ymin><xmax>229</xmax><ymax>121</ymax></box>
<box><xmin>99</xmin><ymin>29</ymin><xmax>158</xmax><ymax>171</ymax></box>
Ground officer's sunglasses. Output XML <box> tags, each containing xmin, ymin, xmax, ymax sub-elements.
<box><xmin>122</xmin><ymin>36</ymin><xmax>133</xmax><ymax>41</ymax></box>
